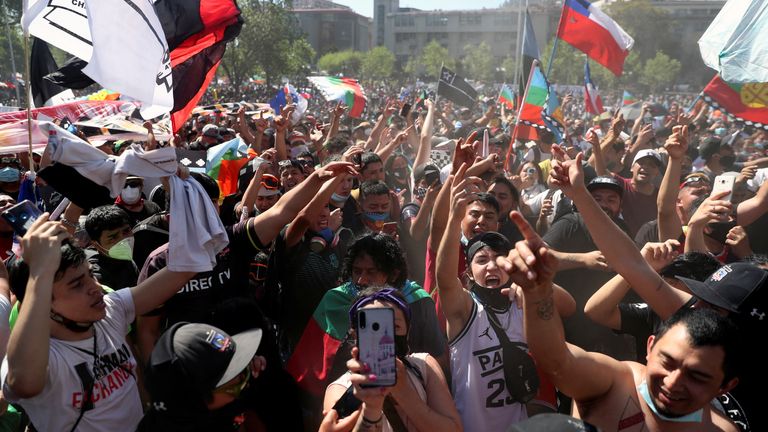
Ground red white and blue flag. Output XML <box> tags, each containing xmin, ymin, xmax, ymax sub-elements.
<box><xmin>557</xmin><ymin>0</ymin><xmax>634</xmax><ymax>76</ymax></box>
<box><xmin>584</xmin><ymin>61</ymin><xmax>604</xmax><ymax>114</ymax></box>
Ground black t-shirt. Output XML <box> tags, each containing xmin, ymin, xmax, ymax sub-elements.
<box><xmin>634</xmin><ymin>219</ymin><xmax>659</xmax><ymax>248</ymax></box>
<box><xmin>132</xmin><ymin>212</ymin><xmax>170</xmax><ymax>271</ymax></box>
<box><xmin>85</xmin><ymin>248</ymin><xmax>138</xmax><ymax>290</ymax></box>
<box><xmin>400</xmin><ymin>202</ymin><xmax>427</xmax><ymax>286</ymax></box>
<box><xmin>543</xmin><ymin>212</ymin><xmax>637</xmax><ymax>360</ymax></box>
<box><xmin>119</xmin><ymin>200</ymin><xmax>162</xmax><ymax>227</ymax></box>
<box><xmin>139</xmin><ymin>219</ymin><xmax>268</xmax><ymax>330</ymax></box>
<box><xmin>330</xmin><ymin>196</ymin><xmax>359</xmax><ymax>231</ymax></box>
<box><xmin>273</xmin><ymin>226</ymin><xmax>349</xmax><ymax>352</ymax></box>
<box><xmin>137</xmin><ymin>401</ymin><xmax>246</xmax><ymax>432</ymax></box>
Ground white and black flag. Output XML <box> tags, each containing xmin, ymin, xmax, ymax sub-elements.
<box><xmin>437</xmin><ymin>66</ymin><xmax>478</xmax><ymax>108</ymax></box>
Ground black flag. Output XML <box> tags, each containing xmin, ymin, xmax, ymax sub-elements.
<box><xmin>30</xmin><ymin>38</ymin><xmax>73</xmax><ymax>107</ymax></box>
<box><xmin>437</xmin><ymin>66</ymin><xmax>478</xmax><ymax>108</ymax></box>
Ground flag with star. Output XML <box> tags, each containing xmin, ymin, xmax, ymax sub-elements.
<box><xmin>437</xmin><ymin>66</ymin><xmax>478</xmax><ymax>108</ymax></box>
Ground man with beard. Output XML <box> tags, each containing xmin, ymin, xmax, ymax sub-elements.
<box><xmin>613</xmin><ymin>149</ymin><xmax>664</xmax><ymax>238</ymax></box>
<box><xmin>543</xmin><ymin>176</ymin><xmax>636</xmax><ymax>360</ymax></box>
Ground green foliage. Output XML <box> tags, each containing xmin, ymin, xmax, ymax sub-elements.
<box><xmin>0</xmin><ymin>0</ymin><xmax>24</xmax><ymax>104</ymax></box>
<box><xmin>605</xmin><ymin>0</ymin><xmax>676</xmax><ymax>63</ymax></box>
<box><xmin>590</xmin><ymin>51</ymin><xmax>642</xmax><ymax>91</ymax></box>
<box><xmin>317</xmin><ymin>50</ymin><xmax>364</xmax><ymax>76</ymax></box>
<box><xmin>541</xmin><ymin>39</ymin><xmax>582</xmax><ymax>85</ymax></box>
<box><xmin>221</xmin><ymin>0</ymin><xmax>315</xmax><ymax>86</ymax></box>
<box><xmin>640</xmin><ymin>51</ymin><xmax>681</xmax><ymax>92</ymax></box>
<box><xmin>501</xmin><ymin>56</ymin><xmax>516</xmax><ymax>82</ymax></box>
<box><xmin>361</xmin><ymin>46</ymin><xmax>395</xmax><ymax>81</ymax></box>
<box><xmin>461</xmin><ymin>41</ymin><xmax>494</xmax><ymax>82</ymax></box>
<box><xmin>404</xmin><ymin>40</ymin><xmax>456</xmax><ymax>80</ymax></box>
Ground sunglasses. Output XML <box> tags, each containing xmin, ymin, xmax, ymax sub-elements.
<box><xmin>125</xmin><ymin>181</ymin><xmax>142</xmax><ymax>188</ymax></box>
<box><xmin>214</xmin><ymin>368</ymin><xmax>250</xmax><ymax>399</ymax></box>
<box><xmin>278</xmin><ymin>160</ymin><xmax>295</xmax><ymax>169</ymax></box>
<box><xmin>680</xmin><ymin>176</ymin><xmax>711</xmax><ymax>189</ymax></box>
<box><xmin>261</xmin><ymin>175</ymin><xmax>280</xmax><ymax>190</ymax></box>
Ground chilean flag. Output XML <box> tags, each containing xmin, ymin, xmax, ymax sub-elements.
<box><xmin>557</xmin><ymin>0</ymin><xmax>634</xmax><ymax>76</ymax></box>
<box><xmin>584</xmin><ymin>61</ymin><xmax>604</xmax><ymax>114</ymax></box>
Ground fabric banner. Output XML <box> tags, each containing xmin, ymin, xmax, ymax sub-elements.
<box><xmin>702</xmin><ymin>75</ymin><xmax>768</xmax><ymax>130</ymax></box>
<box><xmin>0</xmin><ymin>100</ymin><xmax>137</xmax><ymax>125</ymax></box>
<box><xmin>437</xmin><ymin>66</ymin><xmax>478</xmax><ymax>108</ymax></box>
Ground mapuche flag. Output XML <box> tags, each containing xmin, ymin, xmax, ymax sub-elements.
<box><xmin>702</xmin><ymin>75</ymin><xmax>768</xmax><ymax>130</ymax></box>
<box><xmin>556</xmin><ymin>0</ymin><xmax>634</xmax><ymax>76</ymax></box>
<box><xmin>622</xmin><ymin>90</ymin><xmax>637</xmax><ymax>106</ymax></box>
<box><xmin>518</xmin><ymin>63</ymin><xmax>565</xmax><ymax>142</ymax></box>
<box><xmin>286</xmin><ymin>281</ymin><xmax>433</xmax><ymax>396</ymax></box>
<box><xmin>437</xmin><ymin>66</ymin><xmax>478</xmax><ymax>108</ymax></box>
<box><xmin>498</xmin><ymin>84</ymin><xmax>515</xmax><ymax>110</ymax></box>
<box><xmin>307</xmin><ymin>76</ymin><xmax>368</xmax><ymax>118</ymax></box>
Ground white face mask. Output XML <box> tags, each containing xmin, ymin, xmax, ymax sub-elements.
<box><xmin>107</xmin><ymin>237</ymin><xmax>135</xmax><ymax>261</ymax></box>
<box><xmin>121</xmin><ymin>185</ymin><xmax>141</xmax><ymax>204</ymax></box>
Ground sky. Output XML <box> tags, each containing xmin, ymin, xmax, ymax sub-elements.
<box><xmin>331</xmin><ymin>0</ymin><xmax>509</xmax><ymax>18</ymax></box>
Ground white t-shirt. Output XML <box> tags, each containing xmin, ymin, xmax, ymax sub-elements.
<box><xmin>747</xmin><ymin>167</ymin><xmax>768</xmax><ymax>192</ymax></box>
<box><xmin>449</xmin><ymin>297</ymin><xmax>527</xmax><ymax>432</ymax></box>
<box><xmin>4</xmin><ymin>289</ymin><xmax>142</xmax><ymax>432</ymax></box>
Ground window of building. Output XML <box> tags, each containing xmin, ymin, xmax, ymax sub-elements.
<box><xmin>459</xmin><ymin>13</ymin><xmax>481</xmax><ymax>25</ymax></box>
<box><xmin>426</xmin><ymin>14</ymin><xmax>448</xmax><ymax>27</ymax></box>
<box><xmin>394</xmin><ymin>14</ymin><xmax>415</xmax><ymax>27</ymax></box>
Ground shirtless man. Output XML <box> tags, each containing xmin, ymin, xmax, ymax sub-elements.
<box><xmin>499</xmin><ymin>211</ymin><xmax>741</xmax><ymax>432</ymax></box>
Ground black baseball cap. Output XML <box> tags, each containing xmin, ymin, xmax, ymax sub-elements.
<box><xmin>146</xmin><ymin>323</ymin><xmax>262</xmax><ymax>402</ymax></box>
<box><xmin>506</xmin><ymin>413</ymin><xmax>599</xmax><ymax>432</ymax></box>
<box><xmin>413</xmin><ymin>163</ymin><xmax>440</xmax><ymax>184</ymax></box>
<box><xmin>466</xmin><ymin>231</ymin><xmax>512</xmax><ymax>263</ymax></box>
<box><xmin>678</xmin><ymin>263</ymin><xmax>768</xmax><ymax>315</ymax></box>
<box><xmin>587</xmin><ymin>176</ymin><xmax>623</xmax><ymax>198</ymax></box>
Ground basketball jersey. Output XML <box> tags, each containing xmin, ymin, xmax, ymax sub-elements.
<box><xmin>449</xmin><ymin>297</ymin><xmax>527</xmax><ymax>432</ymax></box>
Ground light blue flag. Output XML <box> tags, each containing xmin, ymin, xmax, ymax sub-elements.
<box><xmin>698</xmin><ymin>0</ymin><xmax>768</xmax><ymax>83</ymax></box>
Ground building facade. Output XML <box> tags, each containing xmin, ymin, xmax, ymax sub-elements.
<box><xmin>373</xmin><ymin>0</ymin><xmax>556</xmax><ymax>69</ymax></box>
<box><xmin>292</xmin><ymin>0</ymin><xmax>372</xmax><ymax>55</ymax></box>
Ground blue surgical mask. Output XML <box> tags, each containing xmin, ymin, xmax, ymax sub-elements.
<box><xmin>0</xmin><ymin>167</ymin><xmax>20</xmax><ymax>183</ymax></box>
<box><xmin>637</xmin><ymin>380</ymin><xmax>703</xmax><ymax>423</ymax></box>
<box><xmin>364</xmin><ymin>212</ymin><xmax>389</xmax><ymax>222</ymax></box>
<box><xmin>331</xmin><ymin>193</ymin><xmax>350</xmax><ymax>203</ymax></box>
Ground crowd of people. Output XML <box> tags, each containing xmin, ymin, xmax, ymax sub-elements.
<box><xmin>0</xmin><ymin>78</ymin><xmax>766</xmax><ymax>432</ymax></box>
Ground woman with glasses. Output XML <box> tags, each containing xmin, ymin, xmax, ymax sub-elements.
<box><xmin>321</xmin><ymin>287</ymin><xmax>462</xmax><ymax>432</ymax></box>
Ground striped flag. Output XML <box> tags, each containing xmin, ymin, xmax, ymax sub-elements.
<box><xmin>584</xmin><ymin>61</ymin><xmax>604</xmax><ymax>114</ymax></box>
<box><xmin>206</xmin><ymin>137</ymin><xmax>251</xmax><ymax>199</ymax></box>
<box><xmin>498</xmin><ymin>84</ymin><xmax>515</xmax><ymax>109</ymax></box>
<box><xmin>622</xmin><ymin>90</ymin><xmax>637</xmax><ymax>106</ymax></box>
<box><xmin>557</xmin><ymin>0</ymin><xmax>634</xmax><ymax>76</ymax></box>
<box><xmin>307</xmin><ymin>76</ymin><xmax>367</xmax><ymax>118</ymax></box>
<box><xmin>518</xmin><ymin>63</ymin><xmax>564</xmax><ymax>141</ymax></box>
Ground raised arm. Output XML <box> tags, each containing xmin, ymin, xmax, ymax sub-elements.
<box><xmin>250</xmin><ymin>162</ymin><xmax>358</xmax><ymax>247</ymax></box>
<box><xmin>657</xmin><ymin>126</ymin><xmax>687</xmax><ymax>241</ymax></box>
<box><xmin>375</xmin><ymin>125</ymin><xmax>412</xmax><ymax>163</ymax></box>
<box><xmin>435</xmin><ymin>164</ymin><xmax>476</xmax><ymax>337</ymax></box>
<box><xmin>684</xmin><ymin>190</ymin><xmax>732</xmax><ymax>254</ymax></box>
<box><xmin>364</xmin><ymin>101</ymin><xmax>395</xmax><ymax>151</ymax></box>
<box><xmin>284</xmin><ymin>175</ymin><xmax>345</xmax><ymax>248</ymax></box>
<box><xmin>500</xmin><ymin>212</ymin><xmax>618</xmax><ymax>402</ymax></box>
<box><xmin>273</xmin><ymin>104</ymin><xmax>295</xmax><ymax>163</ymax></box>
<box><xmin>408</xmin><ymin>181</ymin><xmax>440</xmax><ymax>242</ymax></box>
<box><xmin>550</xmin><ymin>147</ymin><xmax>688</xmax><ymax>320</ymax></box>
<box><xmin>736</xmin><ymin>178</ymin><xmax>768</xmax><ymax>227</ymax></box>
<box><xmin>238</xmin><ymin>159</ymin><xmax>269</xmax><ymax>219</ymax></box>
<box><xmin>6</xmin><ymin>215</ymin><xmax>70</xmax><ymax>398</ymax></box>
<box><xmin>414</xmin><ymin>99</ymin><xmax>436</xmax><ymax>170</ymax></box>
<box><xmin>322</xmin><ymin>102</ymin><xmax>345</xmax><ymax>149</ymax></box>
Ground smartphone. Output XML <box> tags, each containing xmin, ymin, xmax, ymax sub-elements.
<box><xmin>1</xmin><ymin>200</ymin><xmax>43</xmax><ymax>236</ymax></box>
<box><xmin>711</xmin><ymin>175</ymin><xmax>736</xmax><ymax>202</ymax></box>
<box><xmin>382</xmin><ymin>222</ymin><xmax>398</xmax><ymax>236</ymax></box>
<box><xmin>331</xmin><ymin>387</ymin><xmax>362</xmax><ymax>418</ymax></box>
<box><xmin>356</xmin><ymin>307</ymin><xmax>397</xmax><ymax>387</ymax></box>
<box><xmin>50</xmin><ymin>197</ymin><xmax>70</xmax><ymax>221</ymax></box>
<box><xmin>399</xmin><ymin>103</ymin><xmax>412</xmax><ymax>118</ymax></box>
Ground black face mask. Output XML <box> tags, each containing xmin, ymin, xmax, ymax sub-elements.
<box><xmin>719</xmin><ymin>155</ymin><xmax>735</xmax><ymax>169</ymax></box>
<box><xmin>395</xmin><ymin>334</ymin><xmax>409</xmax><ymax>358</ymax></box>
<box><xmin>470</xmin><ymin>281</ymin><xmax>510</xmax><ymax>312</ymax></box>
<box><xmin>706</xmin><ymin>220</ymin><xmax>736</xmax><ymax>244</ymax></box>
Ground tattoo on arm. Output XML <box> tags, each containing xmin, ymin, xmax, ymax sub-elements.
<box><xmin>534</xmin><ymin>296</ymin><xmax>555</xmax><ymax>320</ymax></box>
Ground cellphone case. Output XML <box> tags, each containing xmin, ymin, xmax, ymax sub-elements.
<box><xmin>711</xmin><ymin>175</ymin><xmax>735</xmax><ymax>202</ymax></box>
<box><xmin>1</xmin><ymin>200</ymin><xmax>43</xmax><ymax>236</ymax></box>
<box><xmin>356</xmin><ymin>307</ymin><xmax>397</xmax><ymax>387</ymax></box>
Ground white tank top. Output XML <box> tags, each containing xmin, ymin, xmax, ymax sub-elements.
<box><xmin>449</xmin><ymin>297</ymin><xmax>528</xmax><ymax>432</ymax></box>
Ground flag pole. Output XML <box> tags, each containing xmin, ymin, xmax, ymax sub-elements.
<box><xmin>545</xmin><ymin>1</ymin><xmax>566</xmax><ymax>77</ymax></box>
<box><xmin>23</xmin><ymin>34</ymin><xmax>34</xmax><ymax>170</ymax></box>
<box><xmin>506</xmin><ymin>59</ymin><xmax>538</xmax><ymax>172</ymax></box>
<box><xmin>512</xmin><ymin>0</ymin><xmax>524</xmax><ymax>90</ymax></box>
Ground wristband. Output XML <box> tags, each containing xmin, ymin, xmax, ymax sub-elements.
<box><xmin>362</xmin><ymin>413</ymin><xmax>383</xmax><ymax>424</ymax></box>
<box><xmin>60</xmin><ymin>218</ymin><xmax>78</xmax><ymax>229</ymax></box>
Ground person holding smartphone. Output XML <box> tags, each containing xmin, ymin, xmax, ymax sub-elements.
<box><xmin>322</xmin><ymin>287</ymin><xmax>462</xmax><ymax>432</ymax></box>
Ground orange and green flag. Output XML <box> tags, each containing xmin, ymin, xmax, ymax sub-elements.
<box><xmin>498</xmin><ymin>83</ymin><xmax>515</xmax><ymax>109</ymax></box>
